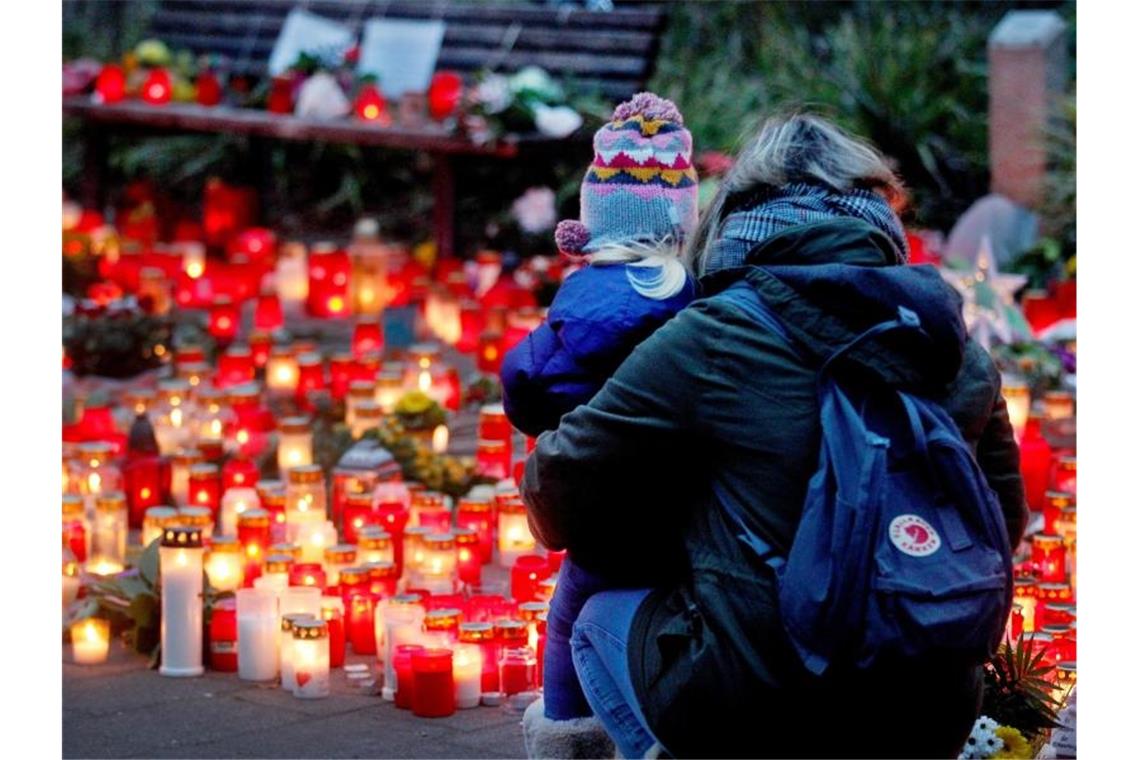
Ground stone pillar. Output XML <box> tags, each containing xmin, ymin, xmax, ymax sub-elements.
<box><xmin>987</xmin><ymin>11</ymin><xmax>1069</xmax><ymax>208</ymax></box>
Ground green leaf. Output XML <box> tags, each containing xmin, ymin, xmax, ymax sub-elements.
<box><xmin>137</xmin><ymin>540</ymin><xmax>160</xmax><ymax>586</ymax></box>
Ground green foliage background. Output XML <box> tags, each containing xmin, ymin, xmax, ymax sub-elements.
<box><xmin>63</xmin><ymin>1</ymin><xmax>1075</xmax><ymax>248</ymax></box>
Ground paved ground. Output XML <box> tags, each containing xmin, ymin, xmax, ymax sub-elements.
<box><xmin>63</xmin><ymin>646</ymin><xmax>528</xmax><ymax>759</ymax></box>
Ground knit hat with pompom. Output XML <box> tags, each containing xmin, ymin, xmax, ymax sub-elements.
<box><xmin>555</xmin><ymin>92</ymin><xmax>697</xmax><ymax>256</ymax></box>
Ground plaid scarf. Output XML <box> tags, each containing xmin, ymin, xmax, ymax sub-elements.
<box><xmin>702</xmin><ymin>182</ymin><xmax>909</xmax><ymax>276</ymax></box>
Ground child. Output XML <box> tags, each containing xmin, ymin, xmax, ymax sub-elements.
<box><xmin>500</xmin><ymin>92</ymin><xmax>698</xmax><ymax>758</ymax></box>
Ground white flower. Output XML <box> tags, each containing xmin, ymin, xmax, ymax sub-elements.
<box><xmin>974</xmin><ymin>716</ymin><xmax>998</xmax><ymax>734</ymax></box>
<box><xmin>533</xmin><ymin>104</ymin><xmax>583</xmax><ymax>138</ymax></box>
<box><xmin>474</xmin><ymin>74</ymin><xmax>511</xmax><ymax>114</ymax></box>
<box><xmin>294</xmin><ymin>72</ymin><xmax>350</xmax><ymax>119</ymax></box>
<box><xmin>510</xmin><ymin>66</ymin><xmax>558</xmax><ymax>98</ymax></box>
<box><xmin>511</xmin><ymin>187</ymin><xmax>557</xmax><ymax>234</ymax></box>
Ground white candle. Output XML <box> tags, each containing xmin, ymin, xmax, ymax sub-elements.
<box><xmin>281</xmin><ymin>586</ymin><xmax>322</xmax><ymax>618</ymax></box>
<box><xmin>90</xmin><ymin>492</ymin><xmax>128</xmax><ymax>571</ymax></box>
<box><xmin>266</xmin><ymin>349</ymin><xmax>300</xmax><ymax>394</ymax></box>
<box><xmin>498</xmin><ymin>509</ymin><xmax>537</xmax><ymax>568</ymax></box>
<box><xmin>279</xmin><ymin>613</ymin><xmax>316</xmax><ymax>691</ymax></box>
<box><xmin>220</xmin><ymin>487</ymin><xmax>260</xmax><ymax>537</ymax></box>
<box><xmin>204</xmin><ymin>537</ymin><xmax>244</xmax><ymax>592</ymax></box>
<box><xmin>276</xmin><ymin>243</ymin><xmax>309</xmax><ymax>304</ymax></box>
<box><xmin>141</xmin><ymin>506</ymin><xmax>178</xmax><ymax>548</ymax></box>
<box><xmin>236</xmin><ymin>587</ymin><xmax>278</xmax><ymax>682</ymax></box>
<box><xmin>1001</xmin><ymin>375</ymin><xmax>1031</xmax><ymax>440</ymax></box>
<box><xmin>382</xmin><ymin>596</ymin><xmax>426</xmax><ymax>698</ymax></box>
<box><xmin>285</xmin><ymin>466</ymin><xmax>327</xmax><ymax>542</ymax></box>
<box><xmin>453</xmin><ymin>643</ymin><xmax>482</xmax><ymax>709</ymax></box>
<box><xmin>159</xmin><ymin>526</ymin><xmax>205</xmax><ymax>677</ymax></box>
<box><xmin>71</xmin><ymin>618</ymin><xmax>110</xmax><ymax>665</ymax></box>
<box><xmin>296</xmin><ymin>520</ymin><xmax>337</xmax><ymax>564</ymax></box>
<box><xmin>291</xmin><ymin>619</ymin><xmax>331</xmax><ymax>699</ymax></box>
<box><xmin>277</xmin><ymin>417</ymin><xmax>313</xmax><ymax>473</ymax></box>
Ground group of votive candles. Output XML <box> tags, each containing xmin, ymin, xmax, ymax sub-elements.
<box><xmin>68</xmin><ymin>465</ymin><xmax>558</xmax><ymax>716</ymax></box>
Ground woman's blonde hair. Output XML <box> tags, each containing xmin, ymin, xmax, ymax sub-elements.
<box><xmin>588</xmin><ymin>238</ymin><xmax>688</xmax><ymax>301</ymax></box>
<box><xmin>686</xmin><ymin>112</ymin><xmax>906</xmax><ymax>276</ymax></box>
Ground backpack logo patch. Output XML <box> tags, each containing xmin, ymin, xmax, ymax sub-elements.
<box><xmin>888</xmin><ymin>514</ymin><xmax>941</xmax><ymax>557</ymax></box>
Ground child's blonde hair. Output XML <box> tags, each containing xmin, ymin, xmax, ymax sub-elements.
<box><xmin>588</xmin><ymin>238</ymin><xmax>688</xmax><ymax>300</ymax></box>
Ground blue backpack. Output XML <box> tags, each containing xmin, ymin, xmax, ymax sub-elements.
<box><xmin>723</xmin><ymin>288</ymin><xmax>1013</xmax><ymax>676</ymax></box>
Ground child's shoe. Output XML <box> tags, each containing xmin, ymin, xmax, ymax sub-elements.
<box><xmin>522</xmin><ymin>696</ymin><xmax>616</xmax><ymax>759</ymax></box>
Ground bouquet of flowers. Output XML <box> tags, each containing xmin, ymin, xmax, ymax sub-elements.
<box><xmin>466</xmin><ymin>66</ymin><xmax>586</xmax><ymax>140</ymax></box>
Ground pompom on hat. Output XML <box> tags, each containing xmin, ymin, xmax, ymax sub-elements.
<box><xmin>555</xmin><ymin>92</ymin><xmax>698</xmax><ymax>256</ymax></box>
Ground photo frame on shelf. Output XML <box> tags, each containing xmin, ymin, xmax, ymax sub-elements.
<box><xmin>357</xmin><ymin>18</ymin><xmax>446</xmax><ymax>99</ymax></box>
<box><xmin>268</xmin><ymin>8</ymin><xmax>356</xmax><ymax>76</ymax></box>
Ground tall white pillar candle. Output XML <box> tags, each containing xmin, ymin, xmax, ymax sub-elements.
<box><xmin>236</xmin><ymin>587</ymin><xmax>279</xmax><ymax>682</ymax></box>
<box><xmin>159</xmin><ymin>526</ymin><xmax>205</xmax><ymax>677</ymax></box>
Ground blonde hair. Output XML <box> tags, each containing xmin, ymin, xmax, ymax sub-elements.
<box><xmin>588</xmin><ymin>238</ymin><xmax>689</xmax><ymax>300</ymax></box>
<box><xmin>686</xmin><ymin>112</ymin><xmax>906</xmax><ymax>276</ymax></box>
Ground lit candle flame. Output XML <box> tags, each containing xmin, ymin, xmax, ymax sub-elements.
<box><xmin>418</xmin><ymin>370</ymin><xmax>432</xmax><ymax>392</ymax></box>
<box><xmin>171</xmin><ymin>408</ymin><xmax>183</xmax><ymax>427</ymax></box>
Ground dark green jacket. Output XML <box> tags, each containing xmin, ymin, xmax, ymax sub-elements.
<box><xmin>522</xmin><ymin>220</ymin><xmax>1026</xmax><ymax>758</ymax></box>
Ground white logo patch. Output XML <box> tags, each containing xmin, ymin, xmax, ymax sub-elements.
<box><xmin>888</xmin><ymin>514</ymin><xmax>942</xmax><ymax>557</ymax></box>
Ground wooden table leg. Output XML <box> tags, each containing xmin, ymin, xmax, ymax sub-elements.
<box><xmin>80</xmin><ymin>124</ymin><xmax>109</xmax><ymax>212</ymax></box>
<box><xmin>432</xmin><ymin>152</ymin><xmax>457</xmax><ymax>259</ymax></box>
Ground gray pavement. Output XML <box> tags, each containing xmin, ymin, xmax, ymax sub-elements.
<box><xmin>63</xmin><ymin>645</ymin><xmax>528</xmax><ymax>759</ymax></box>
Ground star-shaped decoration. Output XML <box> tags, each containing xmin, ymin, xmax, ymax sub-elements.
<box><xmin>940</xmin><ymin>235</ymin><xmax>1032</xmax><ymax>350</ymax></box>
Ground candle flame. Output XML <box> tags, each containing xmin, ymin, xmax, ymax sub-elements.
<box><xmin>304</xmin><ymin>575</ymin><xmax>315</xmax><ymax>586</ymax></box>
<box><xmin>528</xmin><ymin>623</ymin><xmax>538</xmax><ymax>652</ymax></box>
<box><xmin>140</xmin><ymin>487</ymin><xmax>152</xmax><ymax>500</ymax></box>
<box><xmin>88</xmin><ymin>472</ymin><xmax>102</xmax><ymax>492</ymax></box>
<box><xmin>170</xmin><ymin>408</ymin><xmax>183</xmax><ymax>427</ymax></box>
<box><xmin>418</xmin><ymin>370</ymin><xmax>432</xmax><ymax>392</ymax></box>
<box><xmin>84</xmin><ymin>621</ymin><xmax>100</xmax><ymax>643</ymax></box>
<box><xmin>236</xmin><ymin>429</ymin><xmax>250</xmax><ymax>446</ymax></box>
<box><xmin>176</xmin><ymin>549</ymin><xmax>188</xmax><ymax>567</ymax></box>
<box><xmin>209</xmin><ymin>419</ymin><xmax>222</xmax><ymax>437</ymax></box>
<box><xmin>186</xmin><ymin>261</ymin><xmax>204</xmax><ymax>279</ymax></box>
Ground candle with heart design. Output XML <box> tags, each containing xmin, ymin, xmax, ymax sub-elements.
<box><xmin>279</xmin><ymin>612</ymin><xmax>316</xmax><ymax>692</ymax></box>
<box><xmin>291</xmin><ymin>619</ymin><xmax>331</xmax><ymax>699</ymax></box>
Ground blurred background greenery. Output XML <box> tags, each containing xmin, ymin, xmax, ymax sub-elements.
<box><xmin>63</xmin><ymin>0</ymin><xmax>1075</xmax><ymax>256</ymax></box>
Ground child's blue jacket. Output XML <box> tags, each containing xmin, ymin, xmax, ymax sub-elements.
<box><xmin>500</xmin><ymin>262</ymin><xmax>695</xmax><ymax>437</ymax></box>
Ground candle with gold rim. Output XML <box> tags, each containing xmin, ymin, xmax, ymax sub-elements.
<box><xmin>178</xmin><ymin>505</ymin><xmax>215</xmax><ymax>541</ymax></box>
<box><xmin>296</xmin><ymin>520</ymin><xmax>337</xmax><ymax>565</ymax></box>
<box><xmin>159</xmin><ymin>526</ymin><xmax>205</xmax><ymax>677</ymax></box>
<box><xmin>220</xmin><ymin>487</ymin><xmax>259</xmax><ymax>537</ymax></box>
<box><xmin>323</xmin><ymin>544</ymin><xmax>357</xmax><ymax>587</ymax></box>
<box><xmin>497</xmin><ymin>497</ymin><xmax>536</xmax><ymax>568</ymax></box>
<box><xmin>141</xmin><ymin>506</ymin><xmax>179</xmax><ymax>548</ymax></box>
<box><xmin>88</xmin><ymin>491</ymin><xmax>128</xmax><ymax>575</ymax></box>
<box><xmin>205</xmin><ymin>535</ymin><xmax>245</xmax><ymax>592</ymax></box>
<box><xmin>265</xmin><ymin>347</ymin><xmax>300</xmax><ymax>395</ymax></box>
<box><xmin>277</xmin><ymin>416</ymin><xmax>313</xmax><ymax>472</ymax></box>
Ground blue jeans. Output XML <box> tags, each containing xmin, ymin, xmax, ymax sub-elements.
<box><xmin>570</xmin><ymin>588</ymin><xmax>659</xmax><ymax>759</ymax></box>
<box><xmin>543</xmin><ymin>557</ymin><xmax>605</xmax><ymax>720</ymax></box>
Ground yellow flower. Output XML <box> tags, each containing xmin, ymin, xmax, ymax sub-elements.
<box><xmin>993</xmin><ymin>726</ymin><xmax>1031</xmax><ymax>759</ymax></box>
<box><xmin>395</xmin><ymin>391</ymin><xmax>433</xmax><ymax>415</ymax></box>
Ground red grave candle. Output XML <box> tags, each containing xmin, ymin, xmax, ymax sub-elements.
<box><xmin>477</xmin><ymin>331</ymin><xmax>505</xmax><ymax>373</ymax></box>
<box><xmin>329</xmin><ymin>353</ymin><xmax>355</xmax><ymax>400</ymax></box>
<box><xmin>141</xmin><ymin>68</ymin><xmax>172</xmax><ymax>105</ymax></box>
<box><xmin>347</xmin><ymin>590</ymin><xmax>378</xmax><ymax>655</ymax></box>
<box><xmin>351</xmin><ymin>318</ymin><xmax>385</xmax><ymax>359</ymax></box>
<box><xmin>377</xmin><ymin>502</ymin><xmax>410</xmax><ymax>574</ymax></box>
<box><xmin>209</xmin><ymin>598</ymin><xmax>238</xmax><ymax>672</ymax></box>
<box><xmin>123</xmin><ymin>455</ymin><xmax>164</xmax><ymax>528</ymax></box>
<box><xmin>354</xmin><ymin>84</ymin><xmax>391</xmax><ymax>124</ymax></box>
<box><xmin>394</xmin><ymin>644</ymin><xmax>426</xmax><ymax>710</ymax></box>
<box><xmin>290</xmin><ymin>562</ymin><xmax>327</xmax><ymax>590</ymax></box>
<box><xmin>1042</xmin><ymin>491</ymin><xmax>1075</xmax><ymax>538</ymax></box>
<box><xmin>196</xmin><ymin>70</ymin><xmax>223</xmax><ymax>106</ymax></box>
<box><xmin>237</xmin><ymin>508</ymin><xmax>272</xmax><ymax>581</ymax></box>
<box><xmin>254</xmin><ymin>290</ymin><xmax>284</xmax><ymax>331</ymax></box>
<box><xmin>454</xmin><ymin>529</ymin><xmax>482</xmax><ymax>585</ymax></box>
<box><xmin>459</xmin><ymin>622</ymin><xmax>499</xmax><ymax>692</ymax></box>
<box><xmin>188</xmin><ymin>463</ymin><xmax>222</xmax><ymax>515</ymax></box>
<box><xmin>478</xmin><ymin>405</ymin><xmax>512</xmax><ymax>443</ymax></box>
<box><xmin>499</xmin><ymin>647</ymin><xmax>536</xmax><ymax>696</ymax></box>
<box><xmin>342</xmin><ymin>492</ymin><xmax>376</xmax><ymax>545</ymax></box>
<box><xmin>418</xmin><ymin>507</ymin><xmax>452</xmax><ymax>534</ymax></box>
<box><xmin>456</xmin><ymin>498</ymin><xmax>494</xmax><ymax>564</ymax></box>
<box><xmin>222</xmin><ymin>455</ymin><xmax>259</xmax><ymax>491</ymax></box>
<box><xmin>365</xmin><ymin>561</ymin><xmax>399</xmax><ymax>599</ymax></box>
<box><xmin>1018</xmin><ymin>413</ymin><xmax>1053</xmax><ymax>511</ymax></box>
<box><xmin>295</xmin><ymin>353</ymin><xmax>326</xmax><ymax>401</ymax></box>
<box><xmin>545</xmin><ymin>550</ymin><xmax>566</xmax><ymax>575</ymax></box>
<box><xmin>307</xmin><ymin>244</ymin><xmax>351</xmax><ymax>318</ymax></box>
<box><xmin>1051</xmin><ymin>455</ymin><xmax>1076</xmax><ymax>496</ymax></box>
<box><xmin>1032</xmin><ymin>534</ymin><xmax>1067</xmax><ymax>584</ymax></box>
<box><xmin>511</xmin><ymin>555</ymin><xmax>552</xmax><ymax>603</ymax></box>
<box><xmin>458</xmin><ymin>301</ymin><xmax>484</xmax><ymax>353</ymax></box>
<box><xmin>217</xmin><ymin>346</ymin><xmax>256</xmax><ymax>388</ymax></box>
<box><xmin>427</xmin><ymin>71</ymin><xmax>463</xmax><ymax>121</ymax></box>
<box><xmin>267</xmin><ymin>75</ymin><xmax>293</xmax><ymax>114</ymax></box>
<box><xmin>208</xmin><ymin>297</ymin><xmax>240</xmax><ymax>343</ymax></box>
<box><xmin>412</xmin><ymin>648</ymin><xmax>456</xmax><ymax>717</ymax></box>
<box><xmin>1008</xmin><ymin>605</ymin><xmax>1024</xmax><ymax>641</ymax></box>
<box><xmin>475</xmin><ymin>439</ymin><xmax>511</xmax><ymax>480</ymax></box>
<box><xmin>62</xmin><ymin>496</ymin><xmax>88</xmax><ymax>564</ymax></box>
<box><xmin>95</xmin><ymin>64</ymin><xmax>126</xmax><ymax>103</ymax></box>
<box><xmin>1039</xmin><ymin>603</ymin><xmax>1076</xmax><ymax>629</ymax></box>
<box><xmin>249</xmin><ymin>331</ymin><xmax>272</xmax><ymax>368</ymax></box>
<box><xmin>320</xmin><ymin>602</ymin><xmax>346</xmax><ymax>668</ymax></box>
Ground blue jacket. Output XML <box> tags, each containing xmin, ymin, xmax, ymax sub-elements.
<box><xmin>500</xmin><ymin>262</ymin><xmax>695</xmax><ymax>437</ymax></box>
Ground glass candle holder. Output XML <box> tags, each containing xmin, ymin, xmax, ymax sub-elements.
<box><xmin>411</xmin><ymin>490</ymin><xmax>447</xmax><ymax>527</ymax></box>
<box><xmin>383</xmin><ymin>595</ymin><xmax>427</xmax><ymax>694</ymax></box>
<box><xmin>159</xmin><ymin>526</ymin><xmax>205</xmax><ymax>677</ymax></box>
<box><xmin>178</xmin><ymin>506</ymin><xmax>215</xmax><ymax>541</ymax></box>
<box><xmin>1013</xmin><ymin>577</ymin><xmax>1038</xmax><ymax>633</ymax></box>
<box><xmin>63</xmin><ymin>494</ymin><xmax>89</xmax><ymax>564</ymax></box>
<box><xmin>394</xmin><ymin>644</ymin><xmax>426</xmax><ymax>709</ymax></box>
<box><xmin>361</xmin><ymin>561</ymin><xmax>396</xmax><ymax>599</ymax></box>
<box><xmin>518</xmin><ymin>602</ymin><xmax>548</xmax><ymax>652</ymax></box>
<box><xmin>320</xmin><ymin>596</ymin><xmax>347</xmax><ymax>668</ymax></box>
<box><xmin>88</xmin><ymin>491</ymin><xmax>128</xmax><ymax>576</ymax></box>
<box><xmin>324</xmin><ymin>544</ymin><xmax>357</xmax><ymax>587</ymax></box>
<box><xmin>375</xmin><ymin>369</ymin><xmax>404</xmax><ymax>413</ymax></box>
<box><xmin>266</xmin><ymin>347</ymin><xmax>300</xmax><ymax>395</ymax></box>
<box><xmin>295</xmin><ymin>353</ymin><xmax>326</xmax><ymax>403</ymax></box>
<box><xmin>292</xmin><ymin>619</ymin><xmax>331</xmax><ymax>699</ymax></box>
<box><xmin>510</xmin><ymin>555</ymin><xmax>551</xmax><ymax>604</ymax></box>
<box><xmin>254</xmin><ymin>290</ymin><xmax>285</xmax><ymax>332</ymax></box>
<box><xmin>236</xmin><ymin>587</ymin><xmax>278</xmax><ymax>681</ymax></box>
<box><xmin>999</xmin><ymin>375</ymin><xmax>1031</xmax><ymax>441</ymax></box>
<box><xmin>249</xmin><ymin>331</ymin><xmax>272</xmax><ymax>368</ymax></box>
<box><xmin>281</xmin><ymin>586</ymin><xmax>323</xmax><ymax>618</ymax></box>
<box><xmin>352</xmin><ymin>318</ymin><xmax>385</xmax><ymax>359</ymax></box>
<box><xmin>220</xmin><ymin>487</ymin><xmax>260</xmax><ymax>537</ymax></box>
<box><xmin>1043</xmin><ymin>390</ymin><xmax>1075</xmax><ymax>421</ymax></box>
<box><xmin>424</xmin><ymin>608</ymin><xmax>462</xmax><ymax>646</ymax></box>
<box><xmin>187</xmin><ymin>462</ymin><xmax>221</xmax><ymax>514</ymax></box>
<box><xmin>376</xmin><ymin>502</ymin><xmax>410</xmax><ymax>574</ymax></box>
<box><xmin>141</xmin><ymin>506</ymin><xmax>178</xmax><ymax>548</ymax></box>
<box><xmin>454</xmin><ymin>528</ymin><xmax>481</xmax><ymax>586</ymax></box>
<box><xmin>343</xmin><ymin>493</ymin><xmax>378</xmax><ymax>545</ymax></box>
<box><xmin>458</xmin><ymin>621</ymin><xmax>499</xmax><ymax>692</ymax></box>
<box><xmin>348</xmin><ymin>590</ymin><xmax>379</xmax><ymax>656</ymax></box>
<box><xmin>286</xmin><ymin>465</ymin><xmax>328</xmax><ymax>540</ymax></box>
<box><xmin>277</xmin><ymin>417</ymin><xmax>313</xmax><ymax>473</ymax></box>
<box><xmin>296</xmin><ymin>520</ymin><xmax>337</xmax><ymax>565</ymax></box>
<box><xmin>476</xmin><ymin>439</ymin><xmax>511</xmax><ymax>481</ymax></box>
<box><xmin>350</xmin><ymin>400</ymin><xmax>384</xmax><ymax>440</ymax></box>
<box><xmin>257</xmin><ymin>481</ymin><xmax>288</xmax><ymax>537</ymax></box>
<box><xmin>238</xmin><ymin>508</ymin><xmax>272</xmax><ymax>581</ymax></box>
<box><xmin>290</xmin><ymin>562</ymin><xmax>327</xmax><ymax>590</ymax></box>
<box><xmin>205</xmin><ymin>536</ymin><xmax>245</xmax><ymax>592</ymax></box>
<box><xmin>1042</xmin><ymin>491</ymin><xmax>1075</xmax><ymax>538</ymax></box>
<box><xmin>452</xmin><ymin>642</ymin><xmax>482</xmax><ymax>708</ymax></box>
<box><xmin>208</xmin><ymin>597</ymin><xmax>239</xmax><ymax>672</ymax></box>
<box><xmin>63</xmin><ymin>558</ymin><xmax>81</xmax><ymax>608</ymax></box>
<box><xmin>276</xmin><ymin>241</ymin><xmax>309</xmax><ymax>305</ymax></box>
<box><xmin>218</xmin><ymin>346</ymin><xmax>256</xmax><ymax>388</ymax></box>
<box><xmin>477</xmin><ymin>403</ymin><xmax>513</xmax><ymax>443</ymax></box>
<box><xmin>307</xmin><ymin>242</ymin><xmax>351</xmax><ymax>319</ymax></box>
<box><xmin>403</xmin><ymin>526</ymin><xmax>433</xmax><ymax>578</ymax></box>
<box><xmin>497</xmin><ymin>499</ymin><xmax>536</xmax><ymax>568</ymax></box>
<box><xmin>415</xmin><ymin>533</ymin><xmax>458</xmax><ymax>595</ymax></box>
<box><xmin>263</xmin><ymin>553</ymin><xmax>295</xmax><ymax>589</ymax></box>
<box><xmin>499</xmin><ymin>646</ymin><xmax>537</xmax><ymax>696</ymax></box>
<box><xmin>1033</xmin><ymin>534</ymin><xmax>1067</xmax><ymax>584</ymax></box>
<box><xmin>71</xmin><ymin>617</ymin><xmax>111</xmax><ymax>665</ymax></box>
<box><xmin>346</xmin><ymin>381</ymin><xmax>376</xmax><ymax>428</ymax></box>
<box><xmin>412</xmin><ymin>648</ymin><xmax>455</xmax><ymax>718</ymax></box>
<box><xmin>1051</xmin><ymin>455</ymin><xmax>1076</xmax><ymax>495</ymax></box>
<box><xmin>280</xmin><ymin>612</ymin><xmax>317</xmax><ymax>692</ymax></box>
